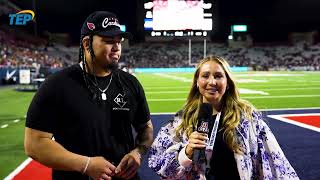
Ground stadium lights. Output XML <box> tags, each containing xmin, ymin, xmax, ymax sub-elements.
<box><xmin>203</xmin><ymin>31</ymin><xmax>207</xmax><ymax>36</ymax></box>
<box><xmin>232</xmin><ymin>25</ymin><xmax>247</xmax><ymax>32</ymax></box>
<box><xmin>144</xmin><ymin>19</ymin><xmax>153</xmax><ymax>29</ymax></box>
<box><xmin>144</xmin><ymin>2</ymin><xmax>153</xmax><ymax>9</ymax></box>
<box><xmin>146</xmin><ymin>11</ymin><xmax>152</xmax><ymax>18</ymax></box>
<box><xmin>203</xmin><ymin>3</ymin><xmax>212</xmax><ymax>9</ymax></box>
<box><xmin>195</xmin><ymin>32</ymin><xmax>202</xmax><ymax>36</ymax></box>
<box><xmin>204</xmin><ymin>13</ymin><xmax>212</xmax><ymax>17</ymax></box>
<box><xmin>175</xmin><ymin>31</ymin><xmax>183</xmax><ymax>36</ymax></box>
<box><xmin>120</xmin><ymin>25</ymin><xmax>126</xmax><ymax>32</ymax></box>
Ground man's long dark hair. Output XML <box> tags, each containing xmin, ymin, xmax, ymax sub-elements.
<box><xmin>79</xmin><ymin>34</ymin><xmax>99</xmax><ymax>100</ymax></box>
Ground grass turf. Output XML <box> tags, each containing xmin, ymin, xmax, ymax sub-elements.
<box><xmin>0</xmin><ymin>71</ymin><xmax>320</xmax><ymax>178</ymax></box>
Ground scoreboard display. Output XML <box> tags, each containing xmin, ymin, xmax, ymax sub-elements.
<box><xmin>144</xmin><ymin>0</ymin><xmax>213</xmax><ymax>37</ymax></box>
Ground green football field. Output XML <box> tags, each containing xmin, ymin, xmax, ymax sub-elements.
<box><xmin>0</xmin><ymin>71</ymin><xmax>320</xmax><ymax>178</ymax></box>
<box><xmin>139</xmin><ymin>71</ymin><xmax>320</xmax><ymax>112</ymax></box>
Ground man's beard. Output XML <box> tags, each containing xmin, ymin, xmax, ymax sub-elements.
<box><xmin>104</xmin><ymin>59</ymin><xmax>119</xmax><ymax>71</ymax></box>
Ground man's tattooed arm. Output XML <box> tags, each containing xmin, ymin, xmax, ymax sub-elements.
<box><xmin>134</xmin><ymin>120</ymin><xmax>154</xmax><ymax>156</ymax></box>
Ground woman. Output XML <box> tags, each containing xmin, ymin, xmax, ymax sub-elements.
<box><xmin>148</xmin><ymin>56</ymin><xmax>299</xmax><ymax>180</ymax></box>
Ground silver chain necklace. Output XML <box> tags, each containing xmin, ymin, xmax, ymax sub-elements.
<box><xmin>80</xmin><ymin>62</ymin><xmax>113</xmax><ymax>101</ymax></box>
<box><xmin>87</xmin><ymin>73</ymin><xmax>113</xmax><ymax>101</ymax></box>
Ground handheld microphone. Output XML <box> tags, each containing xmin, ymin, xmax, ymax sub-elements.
<box><xmin>193</xmin><ymin>103</ymin><xmax>213</xmax><ymax>164</ymax></box>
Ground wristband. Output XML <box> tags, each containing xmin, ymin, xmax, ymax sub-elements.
<box><xmin>82</xmin><ymin>157</ymin><xmax>91</xmax><ymax>174</ymax></box>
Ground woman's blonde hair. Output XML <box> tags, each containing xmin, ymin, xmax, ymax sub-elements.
<box><xmin>176</xmin><ymin>56</ymin><xmax>256</xmax><ymax>153</ymax></box>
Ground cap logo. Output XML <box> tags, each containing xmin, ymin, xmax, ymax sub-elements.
<box><xmin>87</xmin><ymin>22</ymin><xmax>95</xmax><ymax>30</ymax></box>
<box><xmin>102</xmin><ymin>17</ymin><xmax>121</xmax><ymax>28</ymax></box>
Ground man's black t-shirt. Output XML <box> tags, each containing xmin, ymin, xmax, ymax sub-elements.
<box><xmin>26</xmin><ymin>64</ymin><xmax>150</xmax><ymax>179</ymax></box>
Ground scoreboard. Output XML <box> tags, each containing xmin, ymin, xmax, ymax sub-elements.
<box><xmin>144</xmin><ymin>0</ymin><xmax>213</xmax><ymax>37</ymax></box>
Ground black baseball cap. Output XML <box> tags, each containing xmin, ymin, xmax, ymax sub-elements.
<box><xmin>81</xmin><ymin>11</ymin><xmax>132</xmax><ymax>39</ymax></box>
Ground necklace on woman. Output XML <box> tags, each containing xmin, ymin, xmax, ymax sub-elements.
<box><xmin>87</xmin><ymin>73</ymin><xmax>113</xmax><ymax>101</ymax></box>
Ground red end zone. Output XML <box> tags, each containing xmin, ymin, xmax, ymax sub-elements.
<box><xmin>5</xmin><ymin>158</ymin><xmax>51</xmax><ymax>180</ymax></box>
<box><xmin>282</xmin><ymin>115</ymin><xmax>320</xmax><ymax>128</ymax></box>
<box><xmin>13</xmin><ymin>161</ymin><xmax>51</xmax><ymax>180</ymax></box>
<box><xmin>268</xmin><ymin>113</ymin><xmax>320</xmax><ymax>132</ymax></box>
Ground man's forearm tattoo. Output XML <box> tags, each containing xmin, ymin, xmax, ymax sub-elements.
<box><xmin>136</xmin><ymin>120</ymin><xmax>153</xmax><ymax>155</ymax></box>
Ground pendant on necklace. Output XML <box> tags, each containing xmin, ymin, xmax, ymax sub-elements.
<box><xmin>101</xmin><ymin>93</ymin><xmax>107</xmax><ymax>100</ymax></box>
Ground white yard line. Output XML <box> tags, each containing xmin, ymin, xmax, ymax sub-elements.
<box><xmin>148</xmin><ymin>98</ymin><xmax>185</xmax><ymax>102</ymax></box>
<box><xmin>150</xmin><ymin>107</ymin><xmax>320</xmax><ymax>115</ymax></box>
<box><xmin>260</xmin><ymin>107</ymin><xmax>320</xmax><ymax>111</ymax></box>
<box><xmin>1</xmin><ymin>124</ymin><xmax>8</xmax><ymax>128</ymax></box>
<box><xmin>287</xmin><ymin>80</ymin><xmax>320</xmax><ymax>83</ymax></box>
<box><xmin>154</xmin><ymin>73</ymin><xmax>272</xmax><ymax>84</ymax></box>
<box><xmin>242</xmin><ymin>94</ymin><xmax>320</xmax><ymax>99</ymax></box>
<box><xmin>147</xmin><ymin>88</ymin><xmax>269</xmax><ymax>95</ymax></box>
<box><xmin>0</xmin><ymin>118</ymin><xmax>22</xmax><ymax>130</ymax></box>
<box><xmin>154</xmin><ymin>73</ymin><xmax>191</xmax><ymax>82</ymax></box>
<box><xmin>241</xmin><ymin>84</ymin><xmax>320</xmax><ymax>88</ymax></box>
<box><xmin>147</xmin><ymin>94</ymin><xmax>320</xmax><ymax>101</ymax></box>
<box><xmin>269</xmin><ymin>113</ymin><xmax>320</xmax><ymax>117</ymax></box>
<box><xmin>4</xmin><ymin>158</ymin><xmax>33</xmax><ymax>180</ymax></box>
<box><xmin>236</xmin><ymin>79</ymin><xmax>268</xmax><ymax>83</ymax></box>
<box><xmin>151</xmin><ymin>112</ymin><xmax>176</xmax><ymax>115</ymax></box>
<box><xmin>234</xmin><ymin>73</ymin><xmax>305</xmax><ymax>77</ymax></box>
<box><xmin>261</xmin><ymin>87</ymin><xmax>320</xmax><ymax>91</ymax></box>
<box><xmin>239</xmin><ymin>88</ymin><xmax>269</xmax><ymax>95</ymax></box>
<box><xmin>144</xmin><ymin>86</ymin><xmax>190</xmax><ymax>90</ymax></box>
<box><xmin>147</xmin><ymin>91</ymin><xmax>188</xmax><ymax>94</ymax></box>
<box><xmin>268</xmin><ymin>114</ymin><xmax>320</xmax><ymax>133</ymax></box>
<box><xmin>145</xmin><ymin>86</ymin><xmax>320</xmax><ymax>91</ymax></box>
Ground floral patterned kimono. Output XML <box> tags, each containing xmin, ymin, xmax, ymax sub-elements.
<box><xmin>148</xmin><ymin>111</ymin><xmax>299</xmax><ymax>180</ymax></box>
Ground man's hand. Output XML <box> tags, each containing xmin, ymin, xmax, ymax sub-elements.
<box><xmin>85</xmin><ymin>156</ymin><xmax>116</xmax><ymax>180</ymax></box>
<box><xmin>113</xmin><ymin>120</ymin><xmax>153</xmax><ymax>179</ymax></box>
<box><xmin>114</xmin><ymin>150</ymin><xmax>141</xmax><ymax>179</ymax></box>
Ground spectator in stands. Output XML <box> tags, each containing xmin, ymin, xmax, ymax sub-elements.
<box><xmin>1</xmin><ymin>26</ymin><xmax>320</xmax><ymax>70</ymax></box>
<box><xmin>24</xmin><ymin>11</ymin><xmax>153</xmax><ymax>180</ymax></box>
<box><xmin>0</xmin><ymin>29</ymin><xmax>70</xmax><ymax>69</ymax></box>
<box><xmin>148</xmin><ymin>56</ymin><xmax>299</xmax><ymax>179</ymax></box>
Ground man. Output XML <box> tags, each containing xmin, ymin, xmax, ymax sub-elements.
<box><xmin>24</xmin><ymin>11</ymin><xmax>153</xmax><ymax>180</ymax></box>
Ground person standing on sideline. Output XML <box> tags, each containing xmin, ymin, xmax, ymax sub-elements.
<box><xmin>148</xmin><ymin>56</ymin><xmax>298</xmax><ymax>180</ymax></box>
<box><xmin>25</xmin><ymin>11</ymin><xmax>153</xmax><ymax>180</ymax></box>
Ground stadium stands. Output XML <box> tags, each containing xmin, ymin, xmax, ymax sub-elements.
<box><xmin>121</xmin><ymin>42</ymin><xmax>320</xmax><ymax>70</ymax></box>
<box><xmin>1</xmin><ymin>27</ymin><xmax>320</xmax><ymax>71</ymax></box>
<box><xmin>0</xmin><ymin>29</ymin><xmax>72</xmax><ymax>69</ymax></box>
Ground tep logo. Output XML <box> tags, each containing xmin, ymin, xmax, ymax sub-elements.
<box><xmin>9</xmin><ymin>10</ymin><xmax>35</xmax><ymax>25</ymax></box>
<box><xmin>102</xmin><ymin>17</ymin><xmax>121</xmax><ymax>28</ymax></box>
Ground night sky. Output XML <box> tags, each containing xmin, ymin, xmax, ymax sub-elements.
<box><xmin>6</xmin><ymin>0</ymin><xmax>320</xmax><ymax>43</ymax></box>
